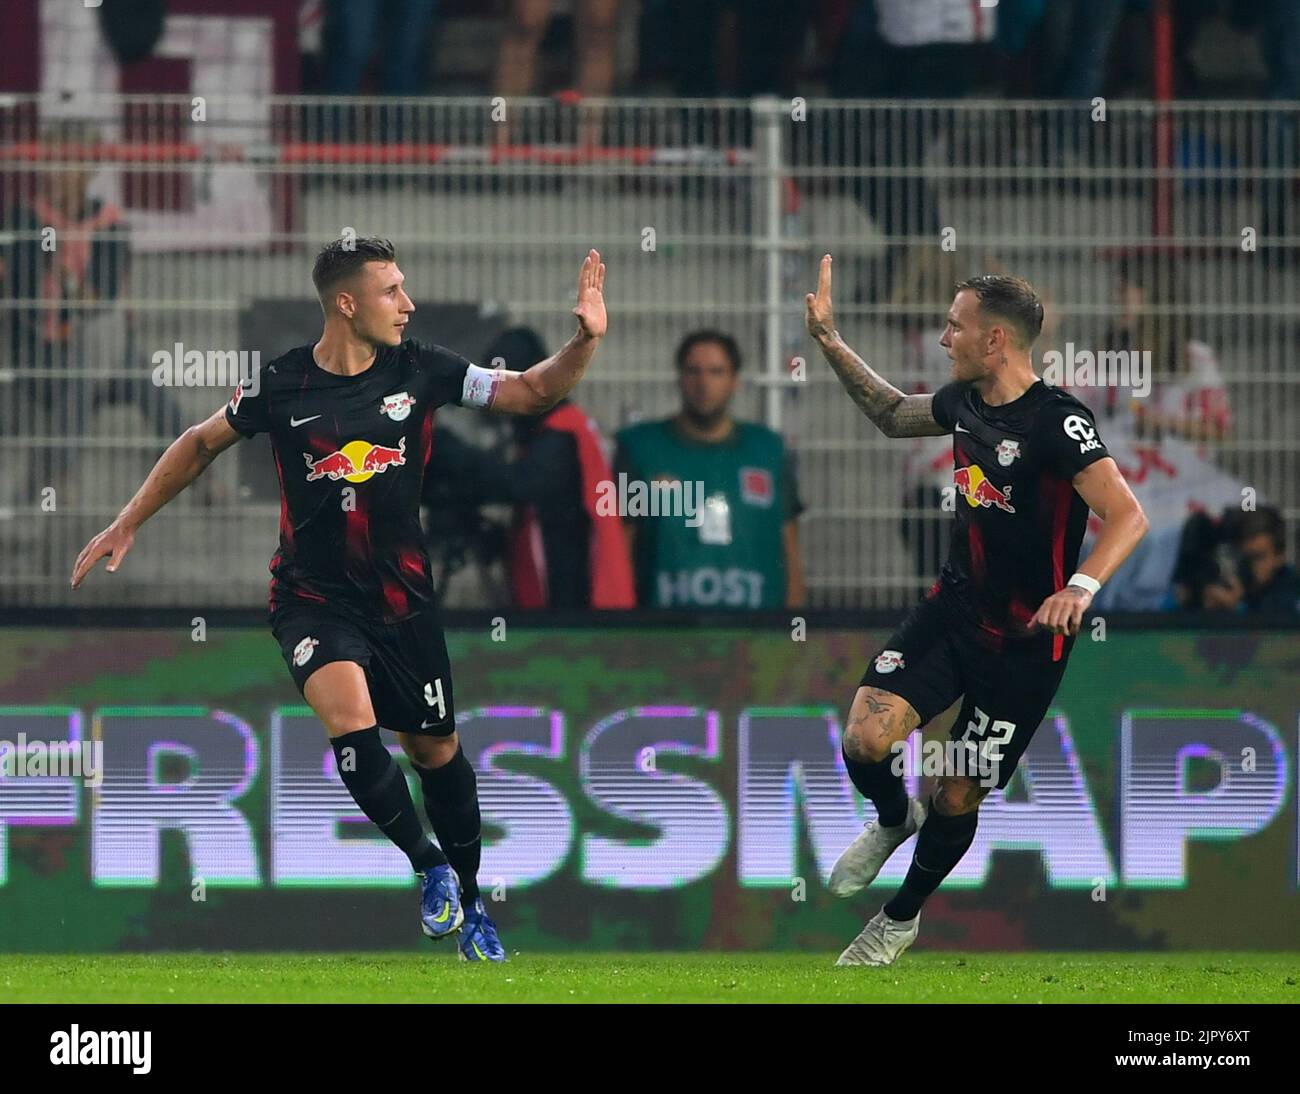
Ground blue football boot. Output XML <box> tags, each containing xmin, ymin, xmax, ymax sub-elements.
<box><xmin>458</xmin><ymin>897</ymin><xmax>506</xmax><ymax>962</ymax></box>
<box><xmin>419</xmin><ymin>864</ymin><xmax>464</xmax><ymax>940</ymax></box>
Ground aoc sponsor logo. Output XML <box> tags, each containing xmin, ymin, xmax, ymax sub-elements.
<box><xmin>1063</xmin><ymin>415</ymin><xmax>1103</xmax><ymax>454</ymax></box>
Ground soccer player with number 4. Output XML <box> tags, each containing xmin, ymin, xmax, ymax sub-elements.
<box><xmin>805</xmin><ymin>256</ymin><xmax>1149</xmax><ymax>966</ymax></box>
<box><xmin>72</xmin><ymin>239</ymin><xmax>608</xmax><ymax>963</ymax></box>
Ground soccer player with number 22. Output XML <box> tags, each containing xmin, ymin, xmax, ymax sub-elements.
<box><xmin>805</xmin><ymin>255</ymin><xmax>1148</xmax><ymax>966</ymax></box>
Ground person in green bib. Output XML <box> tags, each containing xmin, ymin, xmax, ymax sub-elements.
<box><xmin>613</xmin><ymin>330</ymin><xmax>805</xmax><ymax>609</ymax></box>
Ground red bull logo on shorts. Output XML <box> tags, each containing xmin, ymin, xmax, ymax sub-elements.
<box><xmin>873</xmin><ymin>649</ymin><xmax>905</xmax><ymax>674</ymax></box>
<box><xmin>953</xmin><ymin>463</ymin><xmax>1015</xmax><ymax>513</ymax></box>
<box><xmin>304</xmin><ymin>437</ymin><xmax>406</xmax><ymax>483</ymax></box>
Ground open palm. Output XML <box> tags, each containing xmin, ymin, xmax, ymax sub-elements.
<box><xmin>573</xmin><ymin>249</ymin><xmax>607</xmax><ymax>339</ymax></box>
<box><xmin>805</xmin><ymin>253</ymin><xmax>834</xmax><ymax>339</ymax></box>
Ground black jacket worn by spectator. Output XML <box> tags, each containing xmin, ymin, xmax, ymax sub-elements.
<box><xmin>1247</xmin><ymin>564</ymin><xmax>1300</xmax><ymax>614</ymax></box>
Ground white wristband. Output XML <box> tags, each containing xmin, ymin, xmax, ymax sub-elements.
<box><xmin>1067</xmin><ymin>573</ymin><xmax>1101</xmax><ymax>596</ymax></box>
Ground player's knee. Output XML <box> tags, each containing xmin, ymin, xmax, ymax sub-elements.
<box><xmin>322</xmin><ymin>707</ymin><xmax>377</xmax><ymax>736</ymax></box>
<box><xmin>933</xmin><ymin>778</ymin><xmax>987</xmax><ymax>817</ymax></box>
<box><xmin>402</xmin><ymin>731</ymin><xmax>459</xmax><ymax>769</ymax></box>
<box><xmin>842</xmin><ymin>722</ymin><xmax>893</xmax><ymax>765</ymax></box>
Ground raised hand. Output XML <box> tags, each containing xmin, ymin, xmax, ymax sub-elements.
<box><xmin>573</xmin><ymin>249</ymin><xmax>607</xmax><ymax>340</ymax></box>
<box><xmin>805</xmin><ymin>253</ymin><xmax>835</xmax><ymax>340</ymax></box>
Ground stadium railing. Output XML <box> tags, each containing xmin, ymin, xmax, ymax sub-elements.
<box><xmin>1</xmin><ymin>96</ymin><xmax>1296</xmax><ymax>612</ymax></box>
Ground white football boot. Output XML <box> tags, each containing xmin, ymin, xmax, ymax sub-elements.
<box><xmin>828</xmin><ymin>797</ymin><xmax>927</xmax><ymax>897</ymax></box>
<box><xmin>835</xmin><ymin>908</ymin><xmax>921</xmax><ymax>967</ymax></box>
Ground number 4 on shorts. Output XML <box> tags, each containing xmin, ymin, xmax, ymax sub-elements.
<box><xmin>424</xmin><ymin>678</ymin><xmax>446</xmax><ymax>720</ymax></box>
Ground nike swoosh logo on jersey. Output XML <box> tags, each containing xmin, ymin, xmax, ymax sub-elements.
<box><xmin>290</xmin><ymin>415</ymin><xmax>322</xmax><ymax>427</ymax></box>
<box><xmin>954</xmin><ymin>421</ymin><xmax>970</xmax><ymax>432</ymax></box>
<box><xmin>420</xmin><ymin>719</ymin><xmax>440</xmax><ymax>729</ymax></box>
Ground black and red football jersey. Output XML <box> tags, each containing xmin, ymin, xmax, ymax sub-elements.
<box><xmin>225</xmin><ymin>339</ymin><xmax>500</xmax><ymax>622</ymax></box>
<box><xmin>929</xmin><ymin>379</ymin><xmax>1111</xmax><ymax>654</ymax></box>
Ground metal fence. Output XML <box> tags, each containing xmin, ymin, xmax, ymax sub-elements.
<box><xmin>2</xmin><ymin>95</ymin><xmax>1297</xmax><ymax>611</ymax></box>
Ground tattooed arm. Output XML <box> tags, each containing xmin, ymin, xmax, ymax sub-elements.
<box><xmin>804</xmin><ymin>254</ymin><xmax>948</xmax><ymax>439</ymax></box>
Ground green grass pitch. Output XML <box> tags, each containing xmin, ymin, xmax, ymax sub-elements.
<box><xmin>1</xmin><ymin>953</ymin><xmax>1295</xmax><ymax>1003</ymax></box>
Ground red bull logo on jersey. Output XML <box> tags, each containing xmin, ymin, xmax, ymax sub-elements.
<box><xmin>304</xmin><ymin>437</ymin><xmax>406</xmax><ymax>483</ymax></box>
<box><xmin>953</xmin><ymin>463</ymin><xmax>1015</xmax><ymax>513</ymax></box>
<box><xmin>381</xmin><ymin>391</ymin><xmax>415</xmax><ymax>421</ymax></box>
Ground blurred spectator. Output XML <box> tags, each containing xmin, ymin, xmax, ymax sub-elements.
<box><xmin>494</xmin><ymin>0</ymin><xmax>621</xmax><ymax>99</ymax></box>
<box><xmin>1257</xmin><ymin>0</ymin><xmax>1300</xmax><ymax>100</ymax></box>
<box><xmin>615</xmin><ymin>330</ymin><xmax>805</xmax><ymax>609</ymax></box>
<box><xmin>656</xmin><ymin>0</ymin><xmax>811</xmax><ymax>98</ymax></box>
<box><xmin>828</xmin><ymin>1</ymin><xmax>997</xmax><ymax>303</ymax></box>
<box><xmin>1170</xmin><ymin>505</ymin><xmax>1300</xmax><ymax>614</ymax></box>
<box><xmin>1175</xmin><ymin>0</ymin><xmax>1300</xmax><ymax>99</ymax></box>
<box><xmin>0</xmin><ymin>121</ymin><xmax>186</xmax><ymax>497</ymax></box>
<box><xmin>832</xmin><ymin>0</ymin><xmax>996</xmax><ymax>97</ymax></box>
<box><xmin>321</xmin><ymin>0</ymin><xmax>438</xmax><ymax>94</ymax></box>
<box><xmin>439</xmin><ymin>327</ymin><xmax>634</xmax><ymax>610</ymax></box>
<box><xmin>1031</xmin><ymin>0</ymin><xmax>1126</xmax><ymax>100</ymax></box>
<box><xmin>1105</xmin><ymin>258</ymin><xmax>1231</xmax><ymax>445</ymax></box>
<box><xmin>1232</xmin><ymin>508</ymin><xmax>1300</xmax><ymax>613</ymax></box>
<box><xmin>1072</xmin><ymin>259</ymin><xmax>1246</xmax><ymax>612</ymax></box>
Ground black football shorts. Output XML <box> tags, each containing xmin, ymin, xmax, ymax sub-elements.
<box><xmin>270</xmin><ymin>600</ymin><xmax>456</xmax><ymax>736</ymax></box>
<box><xmin>858</xmin><ymin>593</ymin><xmax>1073</xmax><ymax>790</ymax></box>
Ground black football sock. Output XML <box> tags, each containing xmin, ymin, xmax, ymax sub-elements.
<box><xmin>841</xmin><ymin>745</ymin><xmax>909</xmax><ymax>827</ymax></box>
<box><xmin>331</xmin><ymin>727</ymin><xmax>446</xmax><ymax>872</ymax></box>
<box><xmin>883</xmin><ymin>799</ymin><xmax>979</xmax><ymax>921</ymax></box>
<box><xmin>417</xmin><ymin>745</ymin><xmax>483</xmax><ymax>904</ymax></box>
